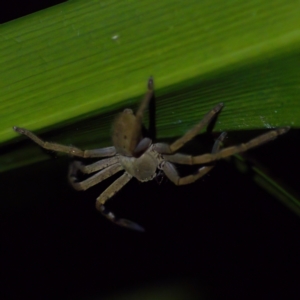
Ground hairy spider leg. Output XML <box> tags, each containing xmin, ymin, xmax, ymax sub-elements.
<box><xmin>95</xmin><ymin>173</ymin><xmax>145</xmax><ymax>232</ymax></box>
<box><xmin>135</xmin><ymin>77</ymin><xmax>154</xmax><ymax>122</ymax></box>
<box><xmin>162</xmin><ymin>132</ymin><xmax>227</xmax><ymax>185</ymax></box>
<box><xmin>69</xmin><ymin>154</ymin><xmax>144</xmax><ymax>231</ymax></box>
<box><xmin>163</xmin><ymin>127</ymin><xmax>290</xmax><ymax>166</ymax></box>
<box><xmin>154</xmin><ymin>103</ymin><xmax>224</xmax><ymax>154</ymax></box>
<box><xmin>69</xmin><ymin>157</ymin><xmax>119</xmax><ymax>175</ymax></box>
<box><xmin>132</xmin><ymin>77</ymin><xmax>155</xmax><ymax>157</ymax></box>
<box><xmin>69</xmin><ymin>163</ymin><xmax>124</xmax><ymax>191</ymax></box>
<box><xmin>132</xmin><ymin>77</ymin><xmax>154</xmax><ymax>157</ymax></box>
<box><xmin>13</xmin><ymin>126</ymin><xmax>116</xmax><ymax>158</ymax></box>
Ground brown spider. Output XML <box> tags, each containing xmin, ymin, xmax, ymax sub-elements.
<box><xmin>13</xmin><ymin>78</ymin><xmax>289</xmax><ymax>231</ymax></box>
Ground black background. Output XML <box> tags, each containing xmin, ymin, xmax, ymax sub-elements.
<box><xmin>0</xmin><ymin>0</ymin><xmax>65</xmax><ymax>24</ymax></box>
<box><xmin>2</xmin><ymin>141</ymin><xmax>300</xmax><ymax>300</ymax></box>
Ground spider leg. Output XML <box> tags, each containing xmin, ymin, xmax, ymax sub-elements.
<box><xmin>163</xmin><ymin>127</ymin><xmax>290</xmax><ymax>165</ymax></box>
<box><xmin>13</xmin><ymin>126</ymin><xmax>116</xmax><ymax>158</ymax></box>
<box><xmin>162</xmin><ymin>132</ymin><xmax>227</xmax><ymax>185</ymax></box>
<box><xmin>96</xmin><ymin>173</ymin><xmax>144</xmax><ymax>232</ymax></box>
<box><xmin>70</xmin><ymin>156</ymin><xmax>119</xmax><ymax>175</ymax></box>
<box><xmin>68</xmin><ymin>163</ymin><xmax>123</xmax><ymax>191</ymax></box>
<box><xmin>154</xmin><ymin>103</ymin><xmax>224</xmax><ymax>154</ymax></box>
<box><xmin>135</xmin><ymin>77</ymin><xmax>154</xmax><ymax>122</ymax></box>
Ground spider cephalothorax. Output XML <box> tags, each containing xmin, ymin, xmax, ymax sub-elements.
<box><xmin>14</xmin><ymin>78</ymin><xmax>289</xmax><ymax>231</ymax></box>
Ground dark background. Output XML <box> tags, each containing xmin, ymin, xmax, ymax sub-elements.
<box><xmin>0</xmin><ymin>0</ymin><xmax>66</xmax><ymax>24</ymax></box>
<box><xmin>1</xmin><ymin>2</ymin><xmax>300</xmax><ymax>300</ymax></box>
<box><xmin>2</xmin><ymin>137</ymin><xmax>300</xmax><ymax>300</ymax></box>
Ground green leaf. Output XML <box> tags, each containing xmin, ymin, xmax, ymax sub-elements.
<box><xmin>0</xmin><ymin>0</ymin><xmax>299</xmax><ymax>171</ymax></box>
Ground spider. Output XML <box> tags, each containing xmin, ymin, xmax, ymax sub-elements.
<box><xmin>13</xmin><ymin>78</ymin><xmax>289</xmax><ymax>232</ymax></box>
